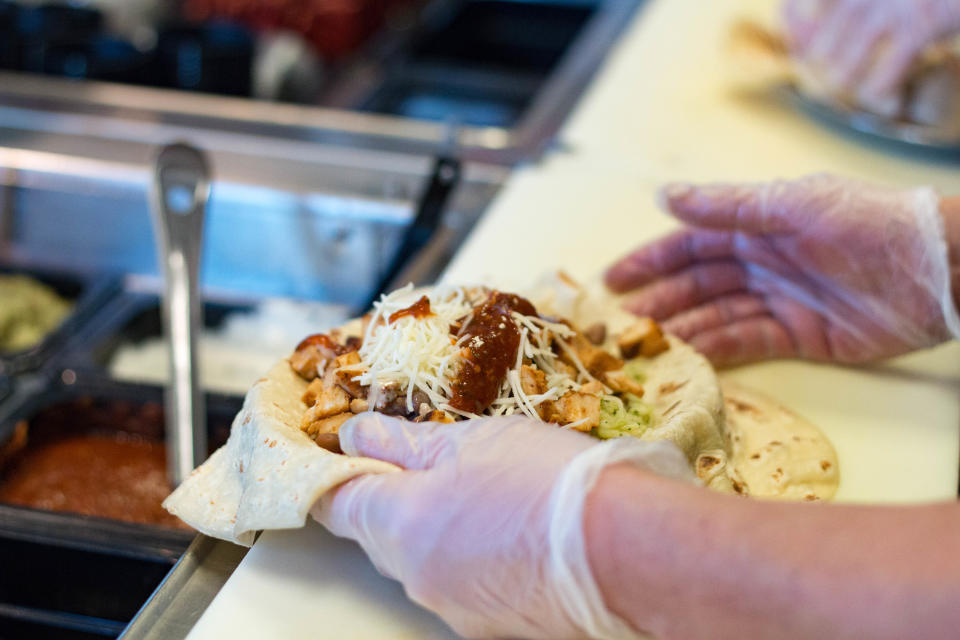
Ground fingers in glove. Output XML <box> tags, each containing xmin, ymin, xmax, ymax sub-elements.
<box><xmin>661</xmin><ymin>294</ymin><xmax>770</xmax><ymax>340</ymax></box>
<box><xmin>783</xmin><ymin>0</ymin><xmax>830</xmax><ymax>53</ymax></box>
<box><xmin>862</xmin><ymin>36</ymin><xmax>921</xmax><ymax>98</ymax></box>
<box><xmin>340</xmin><ymin>413</ymin><xmax>455</xmax><ymax>470</ymax></box>
<box><xmin>313</xmin><ymin>473</ymin><xmax>408</xmax><ymax>580</ymax></box>
<box><xmin>660</xmin><ymin>182</ymin><xmax>798</xmax><ymax>234</ymax></box>
<box><xmin>605</xmin><ymin>228</ymin><xmax>736</xmax><ymax>293</ymax></box>
<box><xmin>831</xmin><ymin>10</ymin><xmax>891</xmax><ymax>87</ymax></box>
<box><xmin>765</xmin><ymin>295</ymin><xmax>833</xmax><ymax>361</ymax></box>
<box><xmin>687</xmin><ymin>317</ymin><xmax>798</xmax><ymax>368</ymax></box>
<box><xmin>807</xmin><ymin>1</ymin><xmax>871</xmax><ymax>68</ymax></box>
<box><xmin>622</xmin><ymin>261</ymin><xmax>749</xmax><ymax>320</ymax></box>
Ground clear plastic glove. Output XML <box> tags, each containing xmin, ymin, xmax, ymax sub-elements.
<box><xmin>782</xmin><ymin>0</ymin><xmax>960</xmax><ymax>113</ymax></box>
<box><xmin>605</xmin><ymin>174</ymin><xmax>960</xmax><ymax>368</ymax></box>
<box><xmin>313</xmin><ymin>413</ymin><xmax>694</xmax><ymax>640</ymax></box>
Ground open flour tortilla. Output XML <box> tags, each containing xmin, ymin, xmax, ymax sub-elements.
<box><xmin>164</xmin><ymin>286</ymin><xmax>736</xmax><ymax>544</ymax></box>
<box><xmin>165</xmin><ymin>280</ymin><xmax>838</xmax><ymax>545</ymax></box>
<box><xmin>721</xmin><ymin>381</ymin><xmax>839</xmax><ymax>502</ymax></box>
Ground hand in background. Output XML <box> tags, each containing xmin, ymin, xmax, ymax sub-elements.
<box><xmin>782</xmin><ymin>0</ymin><xmax>960</xmax><ymax>112</ymax></box>
<box><xmin>313</xmin><ymin>413</ymin><xmax>692</xmax><ymax>640</ymax></box>
<box><xmin>606</xmin><ymin>174</ymin><xmax>960</xmax><ymax>368</ymax></box>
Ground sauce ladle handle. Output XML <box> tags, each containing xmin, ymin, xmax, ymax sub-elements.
<box><xmin>150</xmin><ymin>142</ymin><xmax>210</xmax><ymax>488</ymax></box>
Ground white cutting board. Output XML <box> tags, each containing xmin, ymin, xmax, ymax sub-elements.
<box><xmin>442</xmin><ymin>158</ymin><xmax>960</xmax><ymax>505</ymax></box>
<box><xmin>186</xmin><ymin>0</ymin><xmax>960</xmax><ymax>637</ymax></box>
<box><xmin>187</xmin><ymin>520</ymin><xmax>460</xmax><ymax>640</ymax></box>
<box><xmin>187</xmin><ymin>161</ymin><xmax>960</xmax><ymax>640</ymax></box>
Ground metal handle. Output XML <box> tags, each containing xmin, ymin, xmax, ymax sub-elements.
<box><xmin>361</xmin><ymin>154</ymin><xmax>462</xmax><ymax>312</ymax></box>
<box><xmin>150</xmin><ymin>142</ymin><xmax>209</xmax><ymax>487</ymax></box>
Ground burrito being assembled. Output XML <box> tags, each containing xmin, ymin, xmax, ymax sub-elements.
<box><xmin>164</xmin><ymin>280</ymin><xmax>838</xmax><ymax>545</ymax></box>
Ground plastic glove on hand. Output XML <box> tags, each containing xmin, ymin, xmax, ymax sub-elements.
<box><xmin>606</xmin><ymin>174</ymin><xmax>960</xmax><ymax>368</ymax></box>
<box><xmin>313</xmin><ymin>413</ymin><xmax>693</xmax><ymax>640</ymax></box>
<box><xmin>782</xmin><ymin>0</ymin><xmax>960</xmax><ymax>114</ymax></box>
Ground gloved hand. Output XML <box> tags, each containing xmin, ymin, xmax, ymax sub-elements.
<box><xmin>312</xmin><ymin>413</ymin><xmax>694</xmax><ymax>640</ymax></box>
<box><xmin>605</xmin><ymin>174</ymin><xmax>960</xmax><ymax>368</ymax></box>
<box><xmin>782</xmin><ymin>0</ymin><xmax>960</xmax><ymax>113</ymax></box>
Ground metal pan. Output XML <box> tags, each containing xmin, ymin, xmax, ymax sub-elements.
<box><xmin>0</xmin><ymin>534</ymin><xmax>176</xmax><ymax>639</ymax></box>
<box><xmin>0</xmin><ymin>264</ymin><xmax>120</xmax><ymax>376</ymax></box>
<box><xmin>0</xmin><ymin>373</ymin><xmax>241</xmax><ymax>553</ymax></box>
<box><xmin>83</xmin><ymin>295</ymin><xmax>254</xmax><ymax>378</ymax></box>
<box><xmin>783</xmin><ymin>86</ymin><xmax>960</xmax><ymax>160</ymax></box>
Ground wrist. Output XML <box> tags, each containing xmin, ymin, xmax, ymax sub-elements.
<box><xmin>584</xmin><ymin>465</ymin><xmax>652</xmax><ymax>635</ymax></box>
<box><xmin>583</xmin><ymin>464</ymin><xmax>692</xmax><ymax>638</ymax></box>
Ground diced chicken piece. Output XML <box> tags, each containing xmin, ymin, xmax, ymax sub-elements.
<box><xmin>618</xmin><ymin>318</ymin><xmax>670</xmax><ymax>359</ymax></box>
<box><xmin>414</xmin><ymin>410</ymin><xmax>455</xmax><ymax>424</ymax></box>
<box><xmin>544</xmin><ymin>391</ymin><xmax>601</xmax><ymax>432</ymax></box>
<box><xmin>583</xmin><ymin>322</ymin><xmax>607</xmax><ymax>346</ymax></box>
<box><xmin>335</xmin><ymin>351</ymin><xmax>361</xmax><ymax>368</ymax></box>
<box><xmin>289</xmin><ymin>348</ymin><xmax>328</xmax><ymax>381</ymax></box>
<box><xmin>350</xmin><ymin>398</ymin><xmax>370</xmax><ymax>413</ymax></box>
<box><xmin>604</xmin><ymin>369</ymin><xmax>645</xmax><ymax>397</ymax></box>
<box><xmin>301</xmin><ymin>378</ymin><xmax>326</xmax><ymax>406</ymax></box>
<box><xmin>290</xmin><ymin>333</ymin><xmax>343</xmax><ymax>381</ymax></box>
<box><xmin>333</xmin><ymin>351</ymin><xmax>366</xmax><ymax>397</ymax></box>
<box><xmin>301</xmin><ymin>412</ymin><xmax>353</xmax><ymax>440</ymax></box>
<box><xmin>520</xmin><ymin>365</ymin><xmax>547</xmax><ymax>396</ymax></box>
<box><xmin>578</xmin><ymin>380</ymin><xmax>605</xmax><ymax>396</ymax></box>
<box><xmin>560</xmin><ymin>333</ymin><xmax>624</xmax><ymax>378</ymax></box>
<box><xmin>304</xmin><ymin>368</ymin><xmax>351</xmax><ymax>420</ymax></box>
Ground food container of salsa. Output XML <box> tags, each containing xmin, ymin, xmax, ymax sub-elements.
<box><xmin>0</xmin><ymin>373</ymin><xmax>242</xmax><ymax>637</ymax></box>
<box><xmin>0</xmin><ymin>372</ymin><xmax>240</xmax><ymax>543</ymax></box>
<box><xmin>0</xmin><ymin>265</ymin><xmax>119</xmax><ymax>376</ymax></box>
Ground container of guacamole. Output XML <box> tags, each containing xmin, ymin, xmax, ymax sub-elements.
<box><xmin>0</xmin><ymin>275</ymin><xmax>74</xmax><ymax>353</ymax></box>
<box><xmin>0</xmin><ymin>268</ymin><xmax>118</xmax><ymax>375</ymax></box>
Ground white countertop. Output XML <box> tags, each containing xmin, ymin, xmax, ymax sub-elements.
<box><xmin>186</xmin><ymin>1</ymin><xmax>960</xmax><ymax>638</ymax></box>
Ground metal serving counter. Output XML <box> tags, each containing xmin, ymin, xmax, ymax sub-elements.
<box><xmin>0</xmin><ymin>118</ymin><xmax>507</xmax><ymax>307</ymax></box>
<box><xmin>0</xmin><ymin>0</ymin><xmax>643</xmax><ymax>165</ymax></box>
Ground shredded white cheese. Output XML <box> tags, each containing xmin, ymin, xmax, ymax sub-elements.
<box><xmin>349</xmin><ymin>285</ymin><xmax>594</xmax><ymax>418</ymax></box>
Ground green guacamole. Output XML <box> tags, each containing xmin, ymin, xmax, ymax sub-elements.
<box><xmin>0</xmin><ymin>275</ymin><xmax>73</xmax><ymax>352</ymax></box>
<box><xmin>592</xmin><ymin>358</ymin><xmax>655</xmax><ymax>440</ymax></box>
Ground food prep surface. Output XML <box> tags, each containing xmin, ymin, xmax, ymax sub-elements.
<box><xmin>1</xmin><ymin>0</ymin><xmax>958</xmax><ymax>638</ymax></box>
<box><xmin>177</xmin><ymin>1</ymin><xmax>960</xmax><ymax>637</ymax></box>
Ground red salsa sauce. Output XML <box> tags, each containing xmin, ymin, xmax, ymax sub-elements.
<box><xmin>0</xmin><ymin>398</ymin><xmax>231</xmax><ymax>529</ymax></box>
<box><xmin>449</xmin><ymin>292</ymin><xmax>538</xmax><ymax>414</ymax></box>
<box><xmin>388</xmin><ymin>295</ymin><xmax>434</xmax><ymax>324</ymax></box>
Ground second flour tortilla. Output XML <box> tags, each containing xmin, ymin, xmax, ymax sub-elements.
<box><xmin>722</xmin><ymin>381</ymin><xmax>839</xmax><ymax>501</ymax></box>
